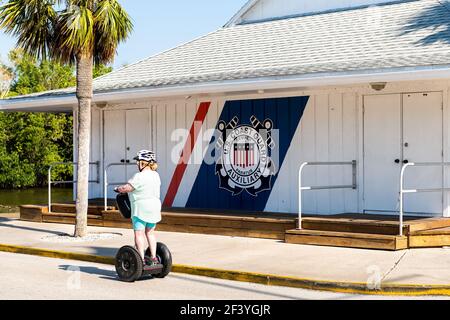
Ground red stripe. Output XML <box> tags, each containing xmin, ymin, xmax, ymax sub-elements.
<box><xmin>163</xmin><ymin>102</ymin><xmax>211</xmax><ymax>207</ymax></box>
<box><xmin>246</xmin><ymin>149</ymin><xmax>249</xmax><ymax>168</ymax></box>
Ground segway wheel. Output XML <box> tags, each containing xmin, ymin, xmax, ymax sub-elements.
<box><xmin>115</xmin><ymin>246</ymin><xmax>143</xmax><ymax>282</ymax></box>
<box><xmin>145</xmin><ymin>242</ymin><xmax>172</xmax><ymax>278</ymax></box>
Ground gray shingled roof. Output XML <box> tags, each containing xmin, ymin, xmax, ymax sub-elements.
<box><xmin>6</xmin><ymin>0</ymin><xmax>450</xmax><ymax>100</ymax></box>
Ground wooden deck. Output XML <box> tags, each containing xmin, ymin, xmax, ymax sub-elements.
<box><xmin>18</xmin><ymin>204</ymin><xmax>450</xmax><ymax>250</ymax></box>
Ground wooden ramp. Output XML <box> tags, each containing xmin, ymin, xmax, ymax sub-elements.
<box><xmin>285</xmin><ymin>214</ymin><xmax>450</xmax><ymax>251</ymax></box>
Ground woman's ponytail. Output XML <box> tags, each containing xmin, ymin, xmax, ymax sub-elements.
<box><xmin>149</xmin><ymin>162</ymin><xmax>158</xmax><ymax>171</ymax></box>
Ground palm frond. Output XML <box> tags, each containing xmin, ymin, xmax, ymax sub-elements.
<box><xmin>53</xmin><ymin>3</ymin><xmax>94</xmax><ymax>64</ymax></box>
<box><xmin>93</xmin><ymin>0</ymin><xmax>133</xmax><ymax>64</ymax></box>
<box><xmin>68</xmin><ymin>0</ymin><xmax>96</xmax><ymax>10</ymax></box>
<box><xmin>0</xmin><ymin>0</ymin><xmax>57</xmax><ymax>60</ymax></box>
<box><xmin>1</xmin><ymin>0</ymin><xmax>132</xmax><ymax>65</ymax></box>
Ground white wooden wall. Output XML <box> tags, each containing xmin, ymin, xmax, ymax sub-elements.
<box><xmin>83</xmin><ymin>80</ymin><xmax>450</xmax><ymax>217</ymax></box>
<box><xmin>266</xmin><ymin>93</ymin><xmax>359</xmax><ymax>214</ymax></box>
<box><xmin>88</xmin><ymin>92</ymin><xmax>359</xmax><ymax>214</ymax></box>
<box><xmin>152</xmin><ymin>98</ymin><xmax>199</xmax><ymax>202</ymax></box>
<box><xmin>240</xmin><ymin>0</ymin><xmax>395</xmax><ymax>23</ymax></box>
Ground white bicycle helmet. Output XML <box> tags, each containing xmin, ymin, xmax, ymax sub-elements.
<box><xmin>133</xmin><ymin>150</ymin><xmax>156</xmax><ymax>163</ymax></box>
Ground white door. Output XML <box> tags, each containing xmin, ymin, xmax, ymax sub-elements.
<box><xmin>402</xmin><ymin>92</ymin><xmax>443</xmax><ymax>215</ymax></box>
<box><xmin>104</xmin><ymin>109</ymin><xmax>151</xmax><ymax>197</ymax></box>
<box><xmin>363</xmin><ymin>92</ymin><xmax>443</xmax><ymax>216</ymax></box>
<box><xmin>364</xmin><ymin>94</ymin><xmax>402</xmax><ymax>213</ymax></box>
<box><xmin>104</xmin><ymin>110</ymin><xmax>126</xmax><ymax>196</ymax></box>
<box><xmin>125</xmin><ymin>109</ymin><xmax>151</xmax><ymax>180</ymax></box>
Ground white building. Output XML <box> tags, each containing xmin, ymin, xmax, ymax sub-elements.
<box><xmin>2</xmin><ymin>0</ymin><xmax>450</xmax><ymax>218</ymax></box>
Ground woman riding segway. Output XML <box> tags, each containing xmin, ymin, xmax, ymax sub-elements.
<box><xmin>114</xmin><ymin>150</ymin><xmax>172</xmax><ymax>281</ymax></box>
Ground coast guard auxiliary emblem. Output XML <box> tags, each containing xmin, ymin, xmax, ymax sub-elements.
<box><xmin>215</xmin><ymin>116</ymin><xmax>276</xmax><ymax>196</ymax></box>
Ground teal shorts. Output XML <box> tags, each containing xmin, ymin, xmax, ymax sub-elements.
<box><xmin>132</xmin><ymin>216</ymin><xmax>156</xmax><ymax>231</ymax></box>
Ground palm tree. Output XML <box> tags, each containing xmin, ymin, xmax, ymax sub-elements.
<box><xmin>0</xmin><ymin>0</ymin><xmax>133</xmax><ymax>237</ymax></box>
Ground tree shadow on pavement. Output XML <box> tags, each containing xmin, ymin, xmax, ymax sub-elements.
<box><xmin>0</xmin><ymin>219</ymin><xmax>66</xmax><ymax>235</ymax></box>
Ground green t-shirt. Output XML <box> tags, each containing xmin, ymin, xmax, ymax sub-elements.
<box><xmin>128</xmin><ymin>170</ymin><xmax>162</xmax><ymax>223</ymax></box>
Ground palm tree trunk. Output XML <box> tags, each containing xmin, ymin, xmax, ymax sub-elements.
<box><xmin>74</xmin><ymin>52</ymin><xmax>93</xmax><ymax>238</ymax></box>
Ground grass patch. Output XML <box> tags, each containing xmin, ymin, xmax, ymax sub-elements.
<box><xmin>0</xmin><ymin>205</ymin><xmax>19</xmax><ymax>214</ymax></box>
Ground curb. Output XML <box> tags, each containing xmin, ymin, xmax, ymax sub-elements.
<box><xmin>1</xmin><ymin>243</ymin><xmax>450</xmax><ymax>297</ymax></box>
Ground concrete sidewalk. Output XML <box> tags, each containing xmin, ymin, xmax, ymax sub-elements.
<box><xmin>1</xmin><ymin>216</ymin><xmax>450</xmax><ymax>291</ymax></box>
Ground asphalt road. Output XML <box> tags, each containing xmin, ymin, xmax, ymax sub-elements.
<box><xmin>0</xmin><ymin>252</ymin><xmax>446</xmax><ymax>300</ymax></box>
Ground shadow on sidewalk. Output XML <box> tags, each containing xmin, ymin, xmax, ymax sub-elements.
<box><xmin>58</xmin><ymin>264</ymin><xmax>156</xmax><ymax>282</ymax></box>
<box><xmin>58</xmin><ymin>263</ymin><xmax>335</xmax><ymax>298</ymax></box>
<box><xmin>82</xmin><ymin>246</ymin><xmax>119</xmax><ymax>258</ymax></box>
<box><xmin>59</xmin><ymin>264</ymin><xmax>117</xmax><ymax>279</ymax></box>
<box><xmin>0</xmin><ymin>218</ymin><xmax>66</xmax><ymax>236</ymax></box>
<box><xmin>169</xmin><ymin>273</ymin><xmax>309</xmax><ymax>300</ymax></box>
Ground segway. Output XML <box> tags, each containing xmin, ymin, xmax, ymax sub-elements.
<box><xmin>114</xmin><ymin>192</ymin><xmax>172</xmax><ymax>282</ymax></box>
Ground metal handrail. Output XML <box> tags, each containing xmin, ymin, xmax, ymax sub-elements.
<box><xmin>48</xmin><ymin>161</ymin><xmax>100</xmax><ymax>213</ymax></box>
<box><xmin>104</xmin><ymin>162</ymin><xmax>136</xmax><ymax>211</ymax></box>
<box><xmin>399</xmin><ymin>162</ymin><xmax>450</xmax><ymax>236</ymax></box>
<box><xmin>298</xmin><ymin>161</ymin><xmax>357</xmax><ymax>229</ymax></box>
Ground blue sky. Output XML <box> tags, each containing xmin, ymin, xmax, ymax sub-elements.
<box><xmin>0</xmin><ymin>0</ymin><xmax>248</xmax><ymax>69</ymax></box>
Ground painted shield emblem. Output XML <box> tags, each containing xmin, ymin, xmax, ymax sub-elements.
<box><xmin>215</xmin><ymin>116</ymin><xmax>276</xmax><ymax>196</ymax></box>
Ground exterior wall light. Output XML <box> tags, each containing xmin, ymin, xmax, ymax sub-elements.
<box><xmin>95</xmin><ymin>103</ymin><xmax>107</xmax><ymax>109</ymax></box>
<box><xmin>370</xmin><ymin>82</ymin><xmax>387</xmax><ymax>91</ymax></box>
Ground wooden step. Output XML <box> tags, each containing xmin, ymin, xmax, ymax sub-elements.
<box><xmin>160</xmin><ymin>212</ymin><xmax>296</xmax><ymax>231</ymax></box>
<box><xmin>42</xmin><ymin>212</ymin><xmax>104</xmax><ymax>227</ymax></box>
<box><xmin>412</xmin><ymin>226</ymin><xmax>450</xmax><ymax>235</ymax></box>
<box><xmin>19</xmin><ymin>205</ymin><xmax>48</xmax><ymax>222</ymax></box>
<box><xmin>285</xmin><ymin>229</ymin><xmax>408</xmax><ymax>251</ymax></box>
<box><xmin>158</xmin><ymin>212</ymin><xmax>295</xmax><ymax>240</ymax></box>
<box><xmin>50</xmin><ymin>203</ymin><xmax>115</xmax><ymax>216</ymax></box>
<box><xmin>158</xmin><ymin>224</ymin><xmax>286</xmax><ymax>240</ymax></box>
<box><xmin>301</xmin><ymin>217</ymin><xmax>407</xmax><ymax>235</ymax></box>
<box><xmin>302</xmin><ymin>216</ymin><xmax>450</xmax><ymax>235</ymax></box>
<box><xmin>101</xmin><ymin>210</ymin><xmax>296</xmax><ymax>240</ymax></box>
<box><xmin>102</xmin><ymin>210</ymin><xmax>131</xmax><ymax>228</ymax></box>
<box><xmin>408</xmin><ymin>218</ymin><xmax>450</xmax><ymax>234</ymax></box>
<box><xmin>409</xmin><ymin>234</ymin><xmax>450</xmax><ymax>248</ymax></box>
<box><xmin>409</xmin><ymin>226</ymin><xmax>450</xmax><ymax>248</ymax></box>
<box><xmin>102</xmin><ymin>210</ymin><xmax>127</xmax><ymax>221</ymax></box>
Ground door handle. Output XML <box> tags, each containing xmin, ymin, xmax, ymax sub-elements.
<box><xmin>403</xmin><ymin>160</ymin><xmax>409</xmax><ymax>164</ymax></box>
<box><xmin>394</xmin><ymin>159</ymin><xmax>400</xmax><ymax>164</ymax></box>
<box><xmin>120</xmin><ymin>159</ymin><xmax>125</xmax><ymax>163</ymax></box>
<box><xmin>126</xmin><ymin>160</ymin><xmax>130</xmax><ymax>163</ymax></box>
